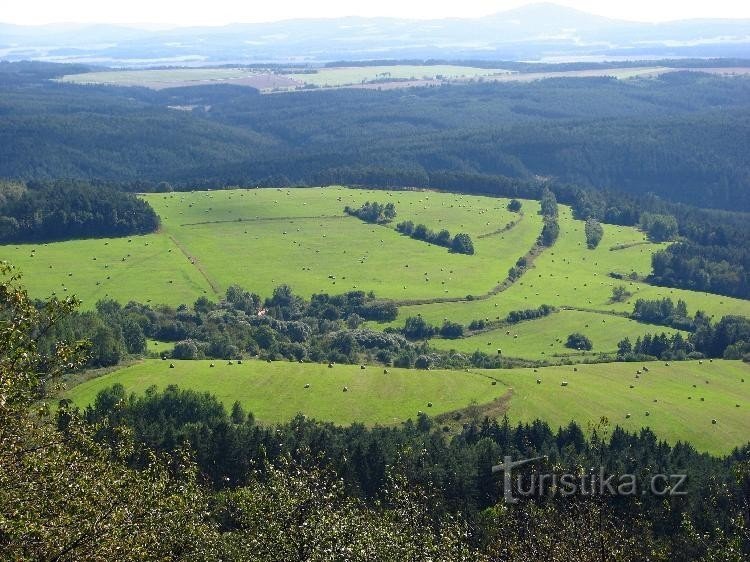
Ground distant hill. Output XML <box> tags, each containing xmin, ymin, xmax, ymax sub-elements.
<box><xmin>1</xmin><ymin>3</ymin><xmax>749</xmax><ymax>65</ymax></box>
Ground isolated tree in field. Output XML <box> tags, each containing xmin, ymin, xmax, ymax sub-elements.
<box><xmin>566</xmin><ymin>332</ymin><xmax>593</xmax><ymax>351</ymax></box>
<box><xmin>507</xmin><ymin>199</ymin><xmax>522</xmax><ymax>212</ymax></box>
<box><xmin>611</xmin><ymin>285</ymin><xmax>632</xmax><ymax>303</ymax></box>
<box><xmin>451</xmin><ymin>233</ymin><xmax>475</xmax><ymax>255</ymax></box>
<box><xmin>585</xmin><ymin>217</ymin><xmax>604</xmax><ymax>249</ymax></box>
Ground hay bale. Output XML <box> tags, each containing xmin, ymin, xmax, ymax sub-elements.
<box><xmin>573</xmin><ymin>367</ymin><xmax>578</xmax><ymax>372</ymax></box>
<box><xmin>536</xmin><ymin>379</ymin><xmax>542</xmax><ymax>384</ymax></box>
<box><xmin>304</xmin><ymin>384</ymin><xmax>310</xmax><ymax>389</ymax></box>
<box><xmin>491</xmin><ymin>381</ymin><xmax>497</xmax><ymax>385</ymax></box>
<box><xmin>645</xmin><ymin>411</ymin><xmax>650</xmax><ymax>416</ymax></box>
<box><xmin>360</xmin><ymin>365</ymin><xmax>366</xmax><ymax>370</ymax></box>
<box><xmin>427</xmin><ymin>402</ymin><xmax>433</xmax><ymax>407</ymax></box>
<box><xmin>561</xmin><ymin>381</ymin><xmax>568</xmax><ymax>387</ymax></box>
<box><xmin>342</xmin><ymin>386</ymin><xmax>348</xmax><ymax>392</ymax></box>
<box><xmin>700</xmin><ymin>397</ymin><xmax>705</xmax><ymax>401</ymax></box>
<box><xmin>237</xmin><ymin>360</ymin><xmax>242</xmax><ymax>365</ymax></box>
<box><xmin>328</xmin><ymin>363</ymin><xmax>334</xmax><ymax>368</ymax></box>
<box><xmin>625</xmin><ymin>413</ymin><xmax>631</xmax><ymax>419</ymax></box>
<box><xmin>169</xmin><ymin>363</ymin><xmax>175</xmax><ymax>369</ymax></box>
<box><xmin>210</xmin><ymin>363</ymin><xmax>215</xmax><ymax>368</ymax></box>
<box><xmin>711</xmin><ymin>419</ymin><xmax>717</xmax><ymax>424</ymax></box>
<box><xmin>384</xmin><ymin>369</ymin><xmax>389</xmax><ymax>374</ymax></box>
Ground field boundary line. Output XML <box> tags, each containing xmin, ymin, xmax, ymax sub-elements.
<box><xmin>166</xmin><ymin>234</ymin><xmax>221</xmax><ymax>296</ymax></box>
<box><xmin>477</xmin><ymin>212</ymin><xmax>524</xmax><ymax>239</ymax></box>
<box><xmin>179</xmin><ymin>214</ymin><xmax>347</xmax><ymax>227</ymax></box>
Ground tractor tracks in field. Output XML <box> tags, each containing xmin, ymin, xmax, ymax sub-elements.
<box><xmin>166</xmin><ymin>233</ymin><xmax>221</xmax><ymax>296</ymax></box>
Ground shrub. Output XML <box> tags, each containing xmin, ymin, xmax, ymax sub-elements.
<box><xmin>565</xmin><ymin>333</ymin><xmax>593</xmax><ymax>351</ymax></box>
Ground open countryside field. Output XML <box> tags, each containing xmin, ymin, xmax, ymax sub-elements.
<box><xmin>287</xmin><ymin>65</ymin><xmax>510</xmax><ymax>86</ymax></box>
<box><xmin>65</xmin><ymin>358</ymin><xmax>750</xmax><ymax>454</ymax></box>
<box><xmin>2</xmin><ymin>186</ymin><xmax>748</xmax><ymax>364</ymax></box>
<box><xmin>379</xmin><ymin>205</ymin><xmax>750</xmax><ymax>330</ymax></box>
<box><xmin>59</xmin><ymin>65</ymin><xmax>706</xmax><ymax>92</ymax></box>
<box><xmin>430</xmin><ymin>309</ymin><xmax>688</xmax><ymax>361</ymax></box>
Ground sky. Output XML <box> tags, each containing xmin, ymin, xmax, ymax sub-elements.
<box><xmin>3</xmin><ymin>0</ymin><xmax>750</xmax><ymax>27</ymax></box>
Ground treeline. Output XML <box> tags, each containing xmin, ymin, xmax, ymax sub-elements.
<box><xmin>0</xmin><ymin>180</ymin><xmax>159</xmax><ymax>242</ymax></box>
<box><xmin>395</xmin><ymin>220</ymin><xmax>475</xmax><ymax>254</ymax></box>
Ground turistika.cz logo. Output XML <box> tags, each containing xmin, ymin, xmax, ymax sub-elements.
<box><xmin>492</xmin><ymin>455</ymin><xmax>688</xmax><ymax>504</ymax></box>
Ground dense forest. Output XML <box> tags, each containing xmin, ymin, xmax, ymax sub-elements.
<box><xmin>2</xmin><ymin>62</ymin><xmax>750</xmax><ymax>211</ymax></box>
<box><xmin>0</xmin><ymin>180</ymin><xmax>159</xmax><ymax>242</ymax></box>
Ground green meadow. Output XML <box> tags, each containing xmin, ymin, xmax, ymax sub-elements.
<box><xmin>65</xmin><ymin>358</ymin><xmax>750</xmax><ymax>454</ymax></box>
<box><xmin>288</xmin><ymin>65</ymin><xmax>510</xmax><ymax>86</ymax></box>
<box><xmin>430</xmin><ymin>309</ymin><xmax>687</xmax><ymax>360</ymax></box>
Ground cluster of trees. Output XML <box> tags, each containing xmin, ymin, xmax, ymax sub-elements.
<box><xmin>395</xmin><ymin>220</ymin><xmax>475</xmax><ymax>254</ymax></box>
<box><xmin>584</xmin><ymin>217</ymin><xmax>603</xmax><ymax>248</ymax></box>
<box><xmin>344</xmin><ymin>201</ymin><xmax>396</xmax><ymax>223</ymax></box>
<box><xmin>639</xmin><ymin>212</ymin><xmax>679</xmax><ymax>242</ymax></box>
<box><xmin>619</xmin><ymin>314</ymin><xmax>750</xmax><ymax>361</ymax></box>
<box><xmin>539</xmin><ymin>188</ymin><xmax>560</xmax><ymax>247</ymax></box>
<box><xmin>507</xmin><ymin>198</ymin><xmax>522</xmax><ymax>212</ymax></box>
<box><xmin>631</xmin><ymin>297</ymin><xmax>694</xmax><ymax>330</ymax></box>
<box><xmin>565</xmin><ymin>332</ymin><xmax>593</xmax><ymax>351</ymax></box>
<box><xmin>651</xmin><ymin>241</ymin><xmax>749</xmax><ymax>299</ymax></box>
<box><xmin>0</xmin><ymin>180</ymin><xmax>159</xmax><ymax>242</ymax></box>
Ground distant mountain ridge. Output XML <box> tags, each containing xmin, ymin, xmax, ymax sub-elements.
<box><xmin>1</xmin><ymin>3</ymin><xmax>749</xmax><ymax>65</ymax></box>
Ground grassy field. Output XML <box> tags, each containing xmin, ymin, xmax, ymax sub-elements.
<box><xmin>59</xmin><ymin>68</ymin><xmax>260</xmax><ymax>86</ymax></box>
<box><xmin>65</xmin><ymin>359</ymin><xmax>505</xmax><ymax>426</ymax></box>
<box><xmin>65</xmin><ymin>358</ymin><xmax>750</xmax><ymax>454</ymax></box>
<box><xmin>2</xmin><ymin>186</ymin><xmax>747</xmax><ymax>362</ymax></box>
<box><xmin>288</xmin><ymin>65</ymin><xmax>510</xmax><ymax>86</ymax></box>
<box><xmin>430</xmin><ymin>309</ymin><xmax>687</xmax><ymax>360</ymax></box>
<box><xmin>380</xmin><ymin>205</ymin><xmax>750</xmax><ymax>329</ymax></box>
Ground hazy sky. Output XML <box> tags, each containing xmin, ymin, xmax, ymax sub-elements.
<box><xmin>3</xmin><ymin>0</ymin><xmax>750</xmax><ymax>26</ymax></box>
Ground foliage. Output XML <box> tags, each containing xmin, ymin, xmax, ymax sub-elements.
<box><xmin>640</xmin><ymin>212</ymin><xmax>679</xmax><ymax>242</ymax></box>
<box><xmin>565</xmin><ymin>332</ymin><xmax>593</xmax><ymax>351</ymax></box>
<box><xmin>345</xmin><ymin>201</ymin><xmax>396</xmax><ymax>223</ymax></box>
<box><xmin>0</xmin><ymin>180</ymin><xmax>159</xmax><ymax>243</ymax></box>
<box><xmin>584</xmin><ymin>217</ymin><xmax>604</xmax><ymax>249</ymax></box>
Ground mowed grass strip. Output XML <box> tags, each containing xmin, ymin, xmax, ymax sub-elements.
<box><xmin>66</xmin><ymin>359</ymin><xmax>505</xmax><ymax>426</ymax></box>
<box><xmin>65</xmin><ymin>358</ymin><xmax>749</xmax><ymax>454</ymax></box>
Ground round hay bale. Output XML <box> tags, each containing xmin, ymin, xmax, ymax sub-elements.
<box><xmin>629</xmin><ymin>385</ymin><xmax>634</xmax><ymax>389</ymax></box>
<box><xmin>360</xmin><ymin>365</ymin><xmax>366</xmax><ymax>370</ymax></box>
<box><xmin>427</xmin><ymin>402</ymin><xmax>433</xmax><ymax>407</ymax></box>
<box><xmin>328</xmin><ymin>363</ymin><xmax>334</xmax><ymax>368</ymax></box>
<box><xmin>573</xmin><ymin>367</ymin><xmax>578</xmax><ymax>372</ymax></box>
<box><xmin>711</xmin><ymin>419</ymin><xmax>717</xmax><ymax>424</ymax></box>
<box><xmin>237</xmin><ymin>360</ymin><xmax>242</xmax><ymax>365</ymax></box>
<box><xmin>384</xmin><ymin>369</ymin><xmax>389</xmax><ymax>374</ymax></box>
<box><xmin>491</xmin><ymin>381</ymin><xmax>497</xmax><ymax>385</ymax></box>
<box><xmin>342</xmin><ymin>386</ymin><xmax>348</xmax><ymax>392</ymax></box>
<box><xmin>210</xmin><ymin>363</ymin><xmax>215</xmax><ymax>368</ymax></box>
<box><xmin>560</xmin><ymin>381</ymin><xmax>568</xmax><ymax>387</ymax></box>
<box><xmin>169</xmin><ymin>363</ymin><xmax>175</xmax><ymax>369</ymax></box>
<box><xmin>304</xmin><ymin>384</ymin><xmax>310</xmax><ymax>389</ymax></box>
<box><xmin>625</xmin><ymin>413</ymin><xmax>631</xmax><ymax>419</ymax></box>
<box><xmin>536</xmin><ymin>379</ymin><xmax>542</xmax><ymax>384</ymax></box>
<box><xmin>645</xmin><ymin>411</ymin><xmax>650</xmax><ymax>416</ymax></box>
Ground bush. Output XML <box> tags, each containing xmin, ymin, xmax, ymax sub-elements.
<box><xmin>507</xmin><ymin>199</ymin><xmax>522</xmax><ymax>212</ymax></box>
<box><xmin>565</xmin><ymin>333</ymin><xmax>593</xmax><ymax>351</ymax></box>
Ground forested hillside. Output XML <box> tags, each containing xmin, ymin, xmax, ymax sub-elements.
<box><xmin>2</xmin><ymin>62</ymin><xmax>750</xmax><ymax>211</ymax></box>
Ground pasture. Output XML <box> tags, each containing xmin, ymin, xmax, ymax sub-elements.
<box><xmin>429</xmin><ymin>309</ymin><xmax>688</xmax><ymax>360</ymax></box>
<box><xmin>382</xmin><ymin>205</ymin><xmax>750</xmax><ymax>329</ymax></box>
<box><xmin>287</xmin><ymin>65</ymin><xmax>510</xmax><ymax>86</ymax></box>
<box><xmin>65</xmin><ymin>358</ymin><xmax>750</xmax><ymax>454</ymax></box>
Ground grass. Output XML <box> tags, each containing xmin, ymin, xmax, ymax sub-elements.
<box><xmin>430</xmin><ymin>309</ymin><xmax>688</xmax><ymax>360</ymax></box>
<box><xmin>2</xmin><ymin>186</ymin><xmax>747</xmax><ymax>355</ymax></box>
<box><xmin>64</xmin><ymin>358</ymin><xmax>750</xmax><ymax>454</ymax></box>
<box><xmin>380</xmin><ymin>205</ymin><xmax>750</xmax><ymax>329</ymax></box>
<box><xmin>65</xmin><ymin>359</ymin><xmax>504</xmax><ymax>426</ymax></box>
<box><xmin>288</xmin><ymin>65</ymin><xmax>510</xmax><ymax>87</ymax></box>
<box><xmin>59</xmin><ymin>68</ymin><xmax>260</xmax><ymax>86</ymax></box>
